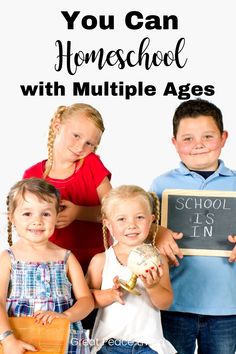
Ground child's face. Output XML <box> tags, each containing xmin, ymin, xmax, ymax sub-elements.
<box><xmin>172</xmin><ymin>115</ymin><xmax>228</xmax><ymax>171</ymax></box>
<box><xmin>53</xmin><ymin>113</ymin><xmax>102</xmax><ymax>162</ymax></box>
<box><xmin>104</xmin><ymin>196</ymin><xmax>154</xmax><ymax>249</ymax></box>
<box><xmin>10</xmin><ymin>192</ymin><xmax>57</xmax><ymax>245</ymax></box>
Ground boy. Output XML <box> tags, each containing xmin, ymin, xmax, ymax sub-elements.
<box><xmin>150</xmin><ymin>99</ymin><xmax>236</xmax><ymax>354</ymax></box>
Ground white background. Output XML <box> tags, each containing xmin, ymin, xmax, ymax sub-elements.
<box><xmin>0</xmin><ymin>0</ymin><xmax>235</xmax><ymax>251</ymax></box>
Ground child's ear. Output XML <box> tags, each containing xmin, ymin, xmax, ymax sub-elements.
<box><xmin>103</xmin><ymin>219</ymin><xmax>113</xmax><ymax>234</ymax></box>
<box><xmin>172</xmin><ymin>136</ymin><xmax>177</xmax><ymax>147</ymax></box>
<box><xmin>221</xmin><ymin>130</ymin><xmax>228</xmax><ymax>147</ymax></box>
<box><xmin>53</xmin><ymin>118</ymin><xmax>62</xmax><ymax>134</ymax></box>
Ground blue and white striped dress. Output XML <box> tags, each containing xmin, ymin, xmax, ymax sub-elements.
<box><xmin>6</xmin><ymin>249</ymin><xmax>90</xmax><ymax>354</ymax></box>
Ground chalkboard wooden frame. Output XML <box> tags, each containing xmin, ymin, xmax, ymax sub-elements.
<box><xmin>161</xmin><ymin>189</ymin><xmax>236</xmax><ymax>257</ymax></box>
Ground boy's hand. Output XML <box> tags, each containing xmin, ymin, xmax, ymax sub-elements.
<box><xmin>156</xmin><ymin>226</ymin><xmax>184</xmax><ymax>266</ymax></box>
<box><xmin>228</xmin><ymin>235</ymin><xmax>236</xmax><ymax>262</ymax></box>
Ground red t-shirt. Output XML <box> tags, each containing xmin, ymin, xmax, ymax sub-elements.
<box><xmin>23</xmin><ymin>153</ymin><xmax>111</xmax><ymax>272</ymax></box>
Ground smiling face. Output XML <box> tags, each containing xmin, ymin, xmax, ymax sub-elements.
<box><xmin>10</xmin><ymin>192</ymin><xmax>58</xmax><ymax>245</ymax></box>
<box><xmin>104</xmin><ymin>196</ymin><xmax>154</xmax><ymax>249</ymax></box>
<box><xmin>53</xmin><ymin>113</ymin><xmax>103</xmax><ymax>163</ymax></box>
<box><xmin>172</xmin><ymin>115</ymin><xmax>228</xmax><ymax>171</ymax></box>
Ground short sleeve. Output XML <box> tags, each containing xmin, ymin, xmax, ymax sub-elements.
<box><xmin>22</xmin><ymin>161</ymin><xmax>45</xmax><ymax>179</ymax></box>
<box><xmin>84</xmin><ymin>153</ymin><xmax>111</xmax><ymax>188</ymax></box>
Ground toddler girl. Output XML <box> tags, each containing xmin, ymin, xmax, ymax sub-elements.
<box><xmin>0</xmin><ymin>178</ymin><xmax>94</xmax><ymax>354</ymax></box>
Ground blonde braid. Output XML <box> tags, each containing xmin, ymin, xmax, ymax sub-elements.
<box><xmin>6</xmin><ymin>195</ymin><xmax>13</xmax><ymax>246</ymax></box>
<box><xmin>43</xmin><ymin>106</ymin><xmax>67</xmax><ymax>178</ymax></box>
<box><xmin>102</xmin><ymin>222</ymin><xmax>109</xmax><ymax>250</ymax></box>
<box><xmin>149</xmin><ymin>192</ymin><xmax>160</xmax><ymax>246</ymax></box>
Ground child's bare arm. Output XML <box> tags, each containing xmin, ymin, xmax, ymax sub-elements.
<box><xmin>86</xmin><ymin>253</ymin><xmax>124</xmax><ymax>308</ymax></box>
<box><xmin>64</xmin><ymin>253</ymin><xmax>94</xmax><ymax>322</ymax></box>
<box><xmin>56</xmin><ymin>201</ymin><xmax>101</xmax><ymax>227</ymax></box>
<box><xmin>56</xmin><ymin>177</ymin><xmax>112</xmax><ymax>228</ymax></box>
<box><xmin>228</xmin><ymin>235</ymin><xmax>236</xmax><ymax>262</ymax></box>
<box><xmin>141</xmin><ymin>255</ymin><xmax>173</xmax><ymax>310</ymax></box>
<box><xmin>0</xmin><ymin>251</ymin><xmax>37</xmax><ymax>353</ymax></box>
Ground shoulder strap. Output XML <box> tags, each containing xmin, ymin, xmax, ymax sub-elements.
<box><xmin>64</xmin><ymin>250</ymin><xmax>71</xmax><ymax>263</ymax></box>
<box><xmin>6</xmin><ymin>248</ymin><xmax>16</xmax><ymax>262</ymax></box>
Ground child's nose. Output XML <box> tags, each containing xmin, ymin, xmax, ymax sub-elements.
<box><xmin>195</xmin><ymin>138</ymin><xmax>205</xmax><ymax>148</ymax></box>
<box><xmin>32</xmin><ymin>217</ymin><xmax>42</xmax><ymax>225</ymax></box>
<box><xmin>74</xmin><ymin>140</ymin><xmax>85</xmax><ymax>152</ymax></box>
<box><xmin>127</xmin><ymin>220</ymin><xmax>136</xmax><ymax>228</ymax></box>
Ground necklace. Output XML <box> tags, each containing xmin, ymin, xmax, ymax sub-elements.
<box><xmin>113</xmin><ymin>248</ymin><xmax>127</xmax><ymax>266</ymax></box>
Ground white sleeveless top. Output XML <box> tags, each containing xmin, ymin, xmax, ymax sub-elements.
<box><xmin>91</xmin><ymin>247</ymin><xmax>176</xmax><ymax>354</ymax></box>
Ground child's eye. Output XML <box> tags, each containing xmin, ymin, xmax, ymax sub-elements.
<box><xmin>43</xmin><ymin>212</ymin><xmax>51</xmax><ymax>217</ymax></box>
<box><xmin>137</xmin><ymin>215</ymin><xmax>145</xmax><ymax>220</ymax></box>
<box><xmin>117</xmin><ymin>217</ymin><xmax>125</xmax><ymax>222</ymax></box>
<box><xmin>183</xmin><ymin>137</ymin><xmax>192</xmax><ymax>142</ymax></box>
<box><xmin>22</xmin><ymin>212</ymin><xmax>31</xmax><ymax>217</ymax></box>
<box><xmin>86</xmin><ymin>141</ymin><xmax>94</xmax><ymax>147</ymax></box>
<box><xmin>73</xmin><ymin>134</ymin><xmax>80</xmax><ymax>139</ymax></box>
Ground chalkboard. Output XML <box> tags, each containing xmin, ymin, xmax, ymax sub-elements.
<box><xmin>161</xmin><ymin>189</ymin><xmax>236</xmax><ymax>256</ymax></box>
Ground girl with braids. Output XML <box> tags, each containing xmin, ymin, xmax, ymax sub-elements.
<box><xmin>86</xmin><ymin>185</ymin><xmax>176</xmax><ymax>354</ymax></box>
<box><xmin>0</xmin><ymin>178</ymin><xmax>94</xmax><ymax>354</ymax></box>
<box><xmin>23</xmin><ymin>103</ymin><xmax>112</xmax><ymax>273</ymax></box>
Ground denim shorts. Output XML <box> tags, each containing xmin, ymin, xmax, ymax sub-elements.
<box><xmin>161</xmin><ymin>311</ymin><xmax>236</xmax><ymax>354</ymax></box>
<box><xmin>97</xmin><ymin>338</ymin><xmax>158</xmax><ymax>354</ymax></box>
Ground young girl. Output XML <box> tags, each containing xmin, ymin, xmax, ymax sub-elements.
<box><xmin>0</xmin><ymin>178</ymin><xmax>94</xmax><ymax>354</ymax></box>
<box><xmin>86</xmin><ymin>185</ymin><xmax>176</xmax><ymax>354</ymax></box>
<box><xmin>23</xmin><ymin>103</ymin><xmax>112</xmax><ymax>273</ymax></box>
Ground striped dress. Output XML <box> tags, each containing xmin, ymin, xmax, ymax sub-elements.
<box><xmin>6</xmin><ymin>249</ymin><xmax>90</xmax><ymax>354</ymax></box>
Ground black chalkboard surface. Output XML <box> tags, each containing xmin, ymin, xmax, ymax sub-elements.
<box><xmin>161</xmin><ymin>189</ymin><xmax>236</xmax><ymax>256</ymax></box>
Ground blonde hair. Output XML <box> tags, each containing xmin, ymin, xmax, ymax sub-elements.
<box><xmin>43</xmin><ymin>103</ymin><xmax>105</xmax><ymax>178</ymax></box>
<box><xmin>101</xmin><ymin>185</ymin><xmax>160</xmax><ymax>249</ymax></box>
<box><xmin>7</xmin><ymin>178</ymin><xmax>60</xmax><ymax>246</ymax></box>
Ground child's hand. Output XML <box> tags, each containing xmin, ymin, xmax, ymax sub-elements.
<box><xmin>1</xmin><ymin>335</ymin><xmax>38</xmax><ymax>354</ymax></box>
<box><xmin>111</xmin><ymin>276</ymin><xmax>125</xmax><ymax>305</ymax></box>
<box><xmin>56</xmin><ymin>200</ymin><xmax>79</xmax><ymax>228</ymax></box>
<box><xmin>33</xmin><ymin>310</ymin><xmax>67</xmax><ymax>325</ymax></box>
<box><xmin>156</xmin><ymin>226</ymin><xmax>184</xmax><ymax>266</ymax></box>
<box><xmin>228</xmin><ymin>235</ymin><xmax>236</xmax><ymax>262</ymax></box>
<box><xmin>139</xmin><ymin>265</ymin><xmax>163</xmax><ymax>289</ymax></box>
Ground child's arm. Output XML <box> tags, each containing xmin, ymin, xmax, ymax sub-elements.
<box><xmin>86</xmin><ymin>253</ymin><xmax>125</xmax><ymax>308</ymax></box>
<box><xmin>56</xmin><ymin>177</ymin><xmax>112</xmax><ymax>228</ymax></box>
<box><xmin>0</xmin><ymin>251</ymin><xmax>37</xmax><ymax>353</ymax></box>
<box><xmin>34</xmin><ymin>253</ymin><xmax>94</xmax><ymax>325</ymax></box>
<box><xmin>155</xmin><ymin>225</ymin><xmax>184</xmax><ymax>266</ymax></box>
<box><xmin>228</xmin><ymin>235</ymin><xmax>236</xmax><ymax>262</ymax></box>
<box><xmin>63</xmin><ymin>253</ymin><xmax>94</xmax><ymax>321</ymax></box>
<box><xmin>140</xmin><ymin>255</ymin><xmax>173</xmax><ymax>310</ymax></box>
